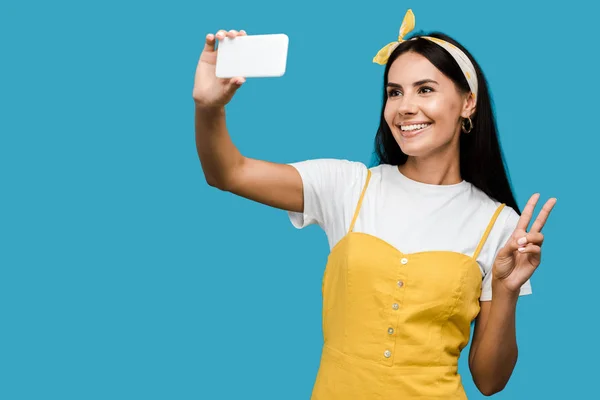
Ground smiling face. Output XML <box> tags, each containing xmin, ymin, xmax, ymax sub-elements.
<box><xmin>384</xmin><ymin>51</ymin><xmax>475</xmax><ymax>159</ymax></box>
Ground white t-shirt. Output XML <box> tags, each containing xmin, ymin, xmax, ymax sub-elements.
<box><xmin>287</xmin><ymin>159</ymin><xmax>532</xmax><ymax>301</ymax></box>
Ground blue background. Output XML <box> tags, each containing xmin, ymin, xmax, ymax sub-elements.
<box><xmin>1</xmin><ymin>0</ymin><xmax>596</xmax><ymax>399</ymax></box>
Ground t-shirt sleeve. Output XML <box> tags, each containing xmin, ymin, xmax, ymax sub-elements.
<box><xmin>286</xmin><ymin>158</ymin><xmax>367</xmax><ymax>239</ymax></box>
<box><xmin>480</xmin><ymin>207</ymin><xmax>533</xmax><ymax>301</ymax></box>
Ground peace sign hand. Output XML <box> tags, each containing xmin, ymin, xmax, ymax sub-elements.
<box><xmin>493</xmin><ymin>193</ymin><xmax>557</xmax><ymax>293</ymax></box>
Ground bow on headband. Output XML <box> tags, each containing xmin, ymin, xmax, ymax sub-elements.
<box><xmin>372</xmin><ymin>9</ymin><xmax>416</xmax><ymax>65</ymax></box>
<box><xmin>373</xmin><ymin>9</ymin><xmax>478</xmax><ymax>101</ymax></box>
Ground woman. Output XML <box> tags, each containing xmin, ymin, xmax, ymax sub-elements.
<box><xmin>193</xmin><ymin>9</ymin><xmax>556</xmax><ymax>399</ymax></box>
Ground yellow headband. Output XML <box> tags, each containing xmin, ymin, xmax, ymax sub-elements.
<box><xmin>373</xmin><ymin>9</ymin><xmax>478</xmax><ymax>101</ymax></box>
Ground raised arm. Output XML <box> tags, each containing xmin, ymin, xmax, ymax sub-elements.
<box><xmin>193</xmin><ymin>29</ymin><xmax>303</xmax><ymax>213</ymax></box>
<box><xmin>469</xmin><ymin>194</ymin><xmax>557</xmax><ymax>395</ymax></box>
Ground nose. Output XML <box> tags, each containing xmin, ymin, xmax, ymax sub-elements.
<box><xmin>396</xmin><ymin>95</ymin><xmax>418</xmax><ymax>116</ymax></box>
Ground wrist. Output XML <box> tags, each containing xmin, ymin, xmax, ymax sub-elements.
<box><xmin>492</xmin><ymin>277</ymin><xmax>520</xmax><ymax>302</ymax></box>
<box><xmin>195</xmin><ymin>103</ymin><xmax>225</xmax><ymax>116</ymax></box>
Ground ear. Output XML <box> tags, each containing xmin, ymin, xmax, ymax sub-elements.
<box><xmin>460</xmin><ymin>93</ymin><xmax>476</xmax><ymax>119</ymax></box>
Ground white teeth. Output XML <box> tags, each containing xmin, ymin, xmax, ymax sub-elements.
<box><xmin>400</xmin><ymin>123</ymin><xmax>430</xmax><ymax>131</ymax></box>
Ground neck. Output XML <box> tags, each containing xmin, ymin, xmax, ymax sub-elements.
<box><xmin>398</xmin><ymin>150</ymin><xmax>462</xmax><ymax>186</ymax></box>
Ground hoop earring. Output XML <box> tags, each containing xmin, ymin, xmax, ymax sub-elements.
<box><xmin>462</xmin><ymin>117</ymin><xmax>473</xmax><ymax>133</ymax></box>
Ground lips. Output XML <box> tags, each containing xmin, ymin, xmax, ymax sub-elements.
<box><xmin>397</xmin><ymin>123</ymin><xmax>432</xmax><ymax>138</ymax></box>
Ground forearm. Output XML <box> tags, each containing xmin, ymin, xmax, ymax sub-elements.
<box><xmin>194</xmin><ymin>105</ymin><xmax>244</xmax><ymax>189</ymax></box>
<box><xmin>470</xmin><ymin>279</ymin><xmax>520</xmax><ymax>395</ymax></box>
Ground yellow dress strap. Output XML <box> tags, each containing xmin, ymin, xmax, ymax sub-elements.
<box><xmin>348</xmin><ymin>169</ymin><xmax>372</xmax><ymax>233</ymax></box>
<box><xmin>472</xmin><ymin>203</ymin><xmax>506</xmax><ymax>260</ymax></box>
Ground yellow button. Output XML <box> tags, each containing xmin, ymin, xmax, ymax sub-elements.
<box><xmin>388</xmin><ymin>327</ymin><xmax>394</xmax><ymax>335</ymax></box>
<box><xmin>384</xmin><ymin>350</ymin><xmax>391</xmax><ymax>358</ymax></box>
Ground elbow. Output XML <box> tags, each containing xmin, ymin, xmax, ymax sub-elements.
<box><xmin>478</xmin><ymin>383</ymin><xmax>506</xmax><ymax>397</ymax></box>
<box><xmin>205</xmin><ymin>174</ymin><xmax>220</xmax><ymax>189</ymax></box>
<box><xmin>470</xmin><ymin>353</ymin><xmax>517</xmax><ymax>396</ymax></box>
<box><xmin>202</xmin><ymin>158</ymin><xmax>244</xmax><ymax>192</ymax></box>
<box><xmin>472</xmin><ymin>372</ymin><xmax>509</xmax><ymax>397</ymax></box>
<box><xmin>471</xmin><ymin>367</ymin><xmax>509</xmax><ymax>397</ymax></box>
<box><xmin>205</xmin><ymin>170</ymin><xmax>238</xmax><ymax>192</ymax></box>
<box><xmin>205</xmin><ymin>174</ymin><xmax>228</xmax><ymax>191</ymax></box>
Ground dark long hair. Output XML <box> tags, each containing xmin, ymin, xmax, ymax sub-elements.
<box><xmin>373</xmin><ymin>32</ymin><xmax>520</xmax><ymax>214</ymax></box>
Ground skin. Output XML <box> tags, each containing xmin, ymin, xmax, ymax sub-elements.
<box><xmin>194</xmin><ymin>30</ymin><xmax>557</xmax><ymax>397</ymax></box>
<box><xmin>384</xmin><ymin>51</ymin><xmax>474</xmax><ymax>186</ymax></box>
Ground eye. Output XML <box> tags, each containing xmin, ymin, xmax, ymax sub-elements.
<box><xmin>388</xmin><ymin>89</ymin><xmax>402</xmax><ymax>97</ymax></box>
<box><xmin>419</xmin><ymin>86</ymin><xmax>434</xmax><ymax>94</ymax></box>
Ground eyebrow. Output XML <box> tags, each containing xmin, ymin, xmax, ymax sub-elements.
<box><xmin>386</xmin><ymin>79</ymin><xmax>439</xmax><ymax>89</ymax></box>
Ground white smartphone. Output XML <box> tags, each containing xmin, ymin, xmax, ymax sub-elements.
<box><xmin>215</xmin><ymin>33</ymin><xmax>289</xmax><ymax>78</ymax></box>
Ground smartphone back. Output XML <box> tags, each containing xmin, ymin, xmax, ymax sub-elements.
<box><xmin>215</xmin><ymin>34</ymin><xmax>289</xmax><ymax>78</ymax></box>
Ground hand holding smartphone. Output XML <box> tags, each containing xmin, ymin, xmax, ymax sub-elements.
<box><xmin>193</xmin><ymin>30</ymin><xmax>288</xmax><ymax>110</ymax></box>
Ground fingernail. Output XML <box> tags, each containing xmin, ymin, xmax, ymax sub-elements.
<box><xmin>518</xmin><ymin>247</ymin><xmax>526</xmax><ymax>252</ymax></box>
<box><xmin>518</xmin><ymin>237</ymin><xmax>527</xmax><ymax>245</ymax></box>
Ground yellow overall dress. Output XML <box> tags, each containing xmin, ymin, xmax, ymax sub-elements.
<box><xmin>312</xmin><ymin>169</ymin><xmax>506</xmax><ymax>399</ymax></box>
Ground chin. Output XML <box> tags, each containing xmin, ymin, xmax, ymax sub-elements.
<box><xmin>397</xmin><ymin>145</ymin><xmax>431</xmax><ymax>158</ymax></box>
<box><xmin>392</xmin><ymin>128</ymin><xmax>457</xmax><ymax>159</ymax></box>
<box><xmin>392</xmin><ymin>135</ymin><xmax>434</xmax><ymax>157</ymax></box>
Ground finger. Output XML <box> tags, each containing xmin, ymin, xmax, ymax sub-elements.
<box><xmin>220</xmin><ymin>76</ymin><xmax>246</xmax><ymax>102</ymax></box>
<box><xmin>231</xmin><ymin>76</ymin><xmax>246</xmax><ymax>86</ymax></box>
<box><xmin>498</xmin><ymin>235</ymin><xmax>520</xmax><ymax>256</ymax></box>
<box><xmin>225</xmin><ymin>76</ymin><xmax>246</xmax><ymax>91</ymax></box>
<box><xmin>516</xmin><ymin>193</ymin><xmax>541</xmax><ymax>231</ymax></box>
<box><xmin>530</xmin><ymin>198</ymin><xmax>557</xmax><ymax>233</ymax></box>
<box><xmin>517</xmin><ymin>243</ymin><xmax>541</xmax><ymax>256</ymax></box>
<box><xmin>203</xmin><ymin>33</ymin><xmax>216</xmax><ymax>53</ymax></box>
<box><xmin>517</xmin><ymin>232</ymin><xmax>544</xmax><ymax>247</ymax></box>
<box><xmin>215</xmin><ymin>30</ymin><xmax>227</xmax><ymax>40</ymax></box>
<box><xmin>227</xmin><ymin>30</ymin><xmax>239</xmax><ymax>38</ymax></box>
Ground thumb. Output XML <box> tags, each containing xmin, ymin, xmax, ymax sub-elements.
<box><xmin>229</xmin><ymin>76</ymin><xmax>246</xmax><ymax>90</ymax></box>
<box><xmin>222</xmin><ymin>76</ymin><xmax>245</xmax><ymax>102</ymax></box>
